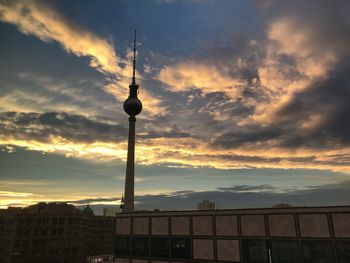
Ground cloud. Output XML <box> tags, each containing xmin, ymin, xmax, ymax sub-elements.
<box><xmin>1</xmin><ymin>110</ymin><xmax>350</xmax><ymax>171</ymax></box>
<box><xmin>251</xmin><ymin>0</ymin><xmax>350</xmax><ymax>123</ymax></box>
<box><xmin>2</xmin><ymin>180</ymin><xmax>350</xmax><ymax>212</ymax></box>
<box><xmin>134</xmin><ymin>180</ymin><xmax>350</xmax><ymax>210</ymax></box>
<box><xmin>0</xmin><ymin>0</ymin><xmax>118</xmax><ymax>75</ymax></box>
<box><xmin>158</xmin><ymin>61</ymin><xmax>246</xmax><ymax>101</ymax></box>
<box><xmin>0</xmin><ymin>111</ymin><xmax>127</xmax><ymax>144</ymax></box>
<box><xmin>217</xmin><ymin>184</ymin><xmax>276</xmax><ymax>192</ymax></box>
<box><xmin>153</xmin><ymin>0</ymin><xmax>350</xmax><ymax>173</ymax></box>
<box><xmin>0</xmin><ymin>191</ymin><xmax>36</xmax><ymax>197</ymax></box>
<box><xmin>1</xmin><ymin>0</ymin><xmax>350</xmax><ymax>174</ymax></box>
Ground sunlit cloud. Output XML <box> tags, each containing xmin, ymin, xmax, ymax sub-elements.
<box><xmin>249</xmin><ymin>17</ymin><xmax>337</xmax><ymax>125</ymax></box>
<box><xmin>0</xmin><ymin>1</ymin><xmax>118</xmax><ymax>75</ymax></box>
<box><xmin>0</xmin><ymin>191</ymin><xmax>37</xmax><ymax>197</ymax></box>
<box><xmin>158</xmin><ymin>62</ymin><xmax>245</xmax><ymax>101</ymax></box>
<box><xmin>1</xmin><ymin>133</ymin><xmax>350</xmax><ymax>173</ymax></box>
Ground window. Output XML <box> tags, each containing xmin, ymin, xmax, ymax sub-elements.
<box><xmin>171</xmin><ymin>238</ymin><xmax>191</xmax><ymax>259</ymax></box>
<box><xmin>151</xmin><ymin>237</ymin><xmax>169</xmax><ymax>259</ymax></box>
<box><xmin>336</xmin><ymin>241</ymin><xmax>350</xmax><ymax>263</ymax></box>
<box><xmin>302</xmin><ymin>240</ymin><xmax>334</xmax><ymax>263</ymax></box>
<box><xmin>115</xmin><ymin>237</ymin><xmax>130</xmax><ymax>256</ymax></box>
<box><xmin>271</xmin><ymin>240</ymin><xmax>300</xmax><ymax>263</ymax></box>
<box><xmin>243</xmin><ymin>239</ymin><xmax>268</xmax><ymax>263</ymax></box>
<box><xmin>132</xmin><ymin>237</ymin><xmax>149</xmax><ymax>257</ymax></box>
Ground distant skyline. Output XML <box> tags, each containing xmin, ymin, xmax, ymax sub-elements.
<box><xmin>1</xmin><ymin>0</ymin><xmax>350</xmax><ymax>210</ymax></box>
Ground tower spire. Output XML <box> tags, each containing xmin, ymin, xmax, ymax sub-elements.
<box><xmin>132</xmin><ymin>29</ymin><xmax>137</xmax><ymax>85</ymax></box>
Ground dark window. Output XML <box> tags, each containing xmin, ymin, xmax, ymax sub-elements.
<box><xmin>302</xmin><ymin>240</ymin><xmax>334</xmax><ymax>263</ymax></box>
<box><xmin>171</xmin><ymin>238</ymin><xmax>191</xmax><ymax>259</ymax></box>
<box><xmin>271</xmin><ymin>240</ymin><xmax>300</xmax><ymax>263</ymax></box>
<box><xmin>151</xmin><ymin>237</ymin><xmax>169</xmax><ymax>259</ymax></box>
<box><xmin>243</xmin><ymin>239</ymin><xmax>268</xmax><ymax>263</ymax></box>
<box><xmin>132</xmin><ymin>237</ymin><xmax>149</xmax><ymax>257</ymax></box>
<box><xmin>336</xmin><ymin>241</ymin><xmax>350</xmax><ymax>263</ymax></box>
<box><xmin>115</xmin><ymin>237</ymin><xmax>130</xmax><ymax>256</ymax></box>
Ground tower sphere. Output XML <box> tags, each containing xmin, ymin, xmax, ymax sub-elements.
<box><xmin>123</xmin><ymin>95</ymin><xmax>142</xmax><ymax>116</ymax></box>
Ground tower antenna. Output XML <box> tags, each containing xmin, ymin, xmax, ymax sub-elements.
<box><xmin>132</xmin><ymin>29</ymin><xmax>137</xmax><ymax>85</ymax></box>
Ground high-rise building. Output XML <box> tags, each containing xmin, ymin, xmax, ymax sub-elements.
<box><xmin>198</xmin><ymin>200</ymin><xmax>216</xmax><ymax>210</ymax></box>
<box><xmin>103</xmin><ymin>207</ymin><xmax>122</xmax><ymax>217</ymax></box>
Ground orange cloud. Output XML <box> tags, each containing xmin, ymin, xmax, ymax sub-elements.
<box><xmin>0</xmin><ymin>1</ymin><xmax>119</xmax><ymax>75</ymax></box>
<box><xmin>158</xmin><ymin>62</ymin><xmax>245</xmax><ymax>100</ymax></box>
<box><xmin>1</xmin><ymin>133</ymin><xmax>350</xmax><ymax>172</ymax></box>
<box><xmin>244</xmin><ymin>17</ymin><xmax>338</xmax><ymax>126</ymax></box>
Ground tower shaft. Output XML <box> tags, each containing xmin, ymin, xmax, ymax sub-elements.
<box><xmin>123</xmin><ymin>116</ymin><xmax>136</xmax><ymax>212</ymax></box>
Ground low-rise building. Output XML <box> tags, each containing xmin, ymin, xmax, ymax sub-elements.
<box><xmin>114</xmin><ymin>205</ymin><xmax>350</xmax><ymax>263</ymax></box>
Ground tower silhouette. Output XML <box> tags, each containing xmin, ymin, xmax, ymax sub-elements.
<box><xmin>122</xmin><ymin>30</ymin><xmax>142</xmax><ymax>212</ymax></box>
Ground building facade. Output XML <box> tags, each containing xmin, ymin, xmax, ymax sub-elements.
<box><xmin>114</xmin><ymin>205</ymin><xmax>350</xmax><ymax>263</ymax></box>
<box><xmin>86</xmin><ymin>215</ymin><xmax>115</xmax><ymax>262</ymax></box>
<box><xmin>0</xmin><ymin>203</ymin><xmax>116</xmax><ymax>263</ymax></box>
<box><xmin>0</xmin><ymin>203</ymin><xmax>87</xmax><ymax>263</ymax></box>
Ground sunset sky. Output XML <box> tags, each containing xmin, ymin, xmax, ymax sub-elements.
<box><xmin>1</xmin><ymin>0</ymin><xmax>350</xmax><ymax>213</ymax></box>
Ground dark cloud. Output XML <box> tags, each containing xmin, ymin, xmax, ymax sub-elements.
<box><xmin>211</xmin><ymin>57</ymin><xmax>350</xmax><ymax>154</ymax></box>
<box><xmin>276</xmin><ymin>59</ymin><xmax>350</xmax><ymax>148</ymax></box>
<box><xmin>210</xmin><ymin>0</ymin><xmax>350</xmax><ymax>151</ymax></box>
<box><xmin>135</xmin><ymin>181</ymin><xmax>350</xmax><ymax>210</ymax></box>
<box><xmin>69</xmin><ymin>197</ymin><xmax>118</xmax><ymax>204</ymax></box>
<box><xmin>72</xmin><ymin>181</ymin><xmax>350</xmax><ymax>214</ymax></box>
<box><xmin>261</xmin><ymin>0</ymin><xmax>350</xmax><ymax>53</ymax></box>
<box><xmin>0</xmin><ymin>111</ymin><xmax>127</xmax><ymax>143</ymax></box>
<box><xmin>0</xmin><ymin>111</ymin><xmax>192</xmax><ymax>144</ymax></box>
<box><xmin>217</xmin><ymin>184</ymin><xmax>276</xmax><ymax>192</ymax></box>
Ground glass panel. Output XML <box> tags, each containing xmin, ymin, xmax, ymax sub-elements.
<box><xmin>151</xmin><ymin>237</ymin><xmax>169</xmax><ymax>259</ymax></box>
<box><xmin>271</xmin><ymin>240</ymin><xmax>300</xmax><ymax>263</ymax></box>
<box><xmin>132</xmin><ymin>237</ymin><xmax>149</xmax><ymax>257</ymax></box>
<box><xmin>243</xmin><ymin>239</ymin><xmax>268</xmax><ymax>263</ymax></box>
<box><xmin>115</xmin><ymin>237</ymin><xmax>130</xmax><ymax>256</ymax></box>
<box><xmin>302</xmin><ymin>240</ymin><xmax>334</xmax><ymax>263</ymax></box>
<box><xmin>336</xmin><ymin>241</ymin><xmax>350</xmax><ymax>263</ymax></box>
<box><xmin>171</xmin><ymin>238</ymin><xmax>191</xmax><ymax>259</ymax></box>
